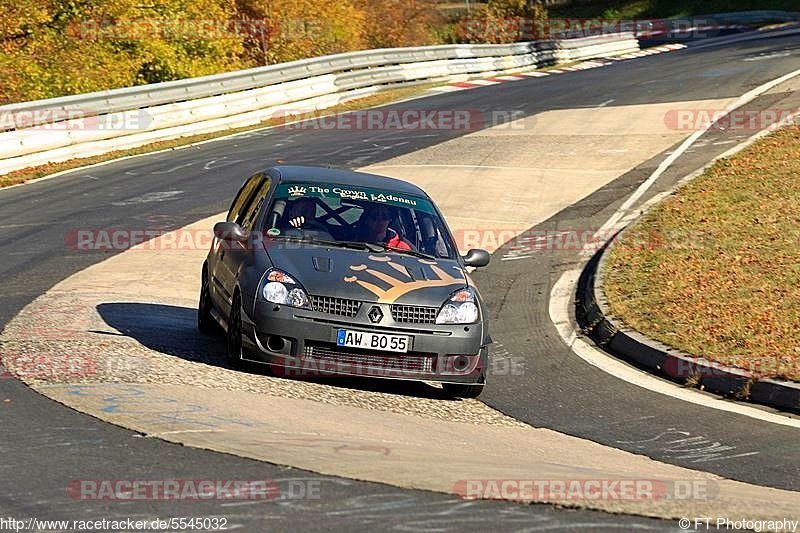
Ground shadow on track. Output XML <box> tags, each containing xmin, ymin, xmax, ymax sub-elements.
<box><xmin>96</xmin><ymin>302</ymin><xmax>459</xmax><ymax>401</ymax></box>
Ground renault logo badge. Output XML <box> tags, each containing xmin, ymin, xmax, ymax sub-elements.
<box><xmin>368</xmin><ymin>306</ymin><xmax>383</xmax><ymax>323</ymax></box>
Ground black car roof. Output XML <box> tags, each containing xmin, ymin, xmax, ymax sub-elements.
<box><xmin>269</xmin><ymin>166</ymin><xmax>429</xmax><ymax>198</ymax></box>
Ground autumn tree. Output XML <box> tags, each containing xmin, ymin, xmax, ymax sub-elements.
<box><xmin>353</xmin><ymin>0</ymin><xmax>444</xmax><ymax>49</ymax></box>
<box><xmin>0</xmin><ymin>0</ymin><xmax>547</xmax><ymax>104</ymax></box>
<box><xmin>456</xmin><ymin>0</ymin><xmax>548</xmax><ymax>43</ymax></box>
<box><xmin>1</xmin><ymin>0</ymin><xmax>244</xmax><ymax>102</ymax></box>
<box><xmin>235</xmin><ymin>0</ymin><xmax>365</xmax><ymax>65</ymax></box>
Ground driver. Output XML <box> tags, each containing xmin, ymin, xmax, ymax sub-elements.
<box><xmin>284</xmin><ymin>197</ymin><xmax>318</xmax><ymax>229</ymax></box>
<box><xmin>356</xmin><ymin>204</ymin><xmax>411</xmax><ymax>250</ymax></box>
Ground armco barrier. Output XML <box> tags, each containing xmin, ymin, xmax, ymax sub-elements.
<box><xmin>0</xmin><ymin>33</ymin><xmax>638</xmax><ymax>176</ymax></box>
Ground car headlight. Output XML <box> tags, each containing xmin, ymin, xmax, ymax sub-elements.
<box><xmin>262</xmin><ymin>269</ymin><xmax>311</xmax><ymax>309</ymax></box>
<box><xmin>436</xmin><ymin>287</ymin><xmax>479</xmax><ymax>324</ymax></box>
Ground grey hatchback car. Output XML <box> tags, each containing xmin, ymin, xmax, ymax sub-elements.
<box><xmin>198</xmin><ymin>166</ymin><xmax>491</xmax><ymax>398</ymax></box>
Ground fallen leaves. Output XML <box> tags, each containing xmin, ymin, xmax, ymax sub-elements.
<box><xmin>604</xmin><ymin>126</ymin><xmax>800</xmax><ymax>383</ymax></box>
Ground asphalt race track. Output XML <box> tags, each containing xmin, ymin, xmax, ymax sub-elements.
<box><xmin>2</xmin><ymin>31</ymin><xmax>800</xmax><ymax>530</ymax></box>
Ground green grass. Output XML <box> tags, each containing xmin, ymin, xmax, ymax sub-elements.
<box><xmin>548</xmin><ymin>0</ymin><xmax>800</xmax><ymax>19</ymax></box>
<box><xmin>603</xmin><ymin>126</ymin><xmax>800</xmax><ymax>383</ymax></box>
<box><xmin>0</xmin><ymin>84</ymin><xmax>435</xmax><ymax>190</ymax></box>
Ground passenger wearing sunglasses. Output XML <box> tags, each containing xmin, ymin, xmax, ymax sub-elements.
<box><xmin>355</xmin><ymin>204</ymin><xmax>412</xmax><ymax>251</ymax></box>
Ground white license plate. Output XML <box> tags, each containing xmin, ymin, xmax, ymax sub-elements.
<box><xmin>336</xmin><ymin>329</ymin><xmax>410</xmax><ymax>353</ymax></box>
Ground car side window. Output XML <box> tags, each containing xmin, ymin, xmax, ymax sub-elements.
<box><xmin>226</xmin><ymin>174</ymin><xmax>263</xmax><ymax>224</ymax></box>
<box><xmin>418</xmin><ymin>211</ymin><xmax>452</xmax><ymax>258</ymax></box>
<box><xmin>239</xmin><ymin>176</ymin><xmax>273</xmax><ymax>231</ymax></box>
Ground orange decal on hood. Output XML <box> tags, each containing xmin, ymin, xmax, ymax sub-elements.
<box><xmin>344</xmin><ymin>257</ymin><xmax>463</xmax><ymax>303</ymax></box>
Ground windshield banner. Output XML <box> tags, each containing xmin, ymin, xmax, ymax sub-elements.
<box><xmin>277</xmin><ymin>183</ymin><xmax>435</xmax><ymax>214</ymax></box>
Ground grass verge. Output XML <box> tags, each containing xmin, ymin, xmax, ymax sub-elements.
<box><xmin>0</xmin><ymin>84</ymin><xmax>436</xmax><ymax>190</ymax></box>
<box><xmin>603</xmin><ymin>125</ymin><xmax>800</xmax><ymax>383</ymax></box>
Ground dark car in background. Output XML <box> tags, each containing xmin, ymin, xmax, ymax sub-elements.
<box><xmin>198</xmin><ymin>166</ymin><xmax>491</xmax><ymax>398</ymax></box>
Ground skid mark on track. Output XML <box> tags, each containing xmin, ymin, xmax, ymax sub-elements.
<box><xmin>111</xmin><ymin>190</ymin><xmax>183</xmax><ymax>206</ymax></box>
<box><xmin>50</xmin><ymin>384</ymin><xmax>398</xmax><ymax>456</ymax></box>
<box><xmin>617</xmin><ymin>429</ymin><xmax>760</xmax><ymax>464</ymax></box>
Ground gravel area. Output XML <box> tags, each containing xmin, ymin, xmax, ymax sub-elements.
<box><xmin>0</xmin><ymin>291</ymin><xmax>526</xmax><ymax>429</ymax></box>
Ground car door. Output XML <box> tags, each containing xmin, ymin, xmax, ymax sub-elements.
<box><xmin>210</xmin><ymin>173</ymin><xmax>264</xmax><ymax>315</ymax></box>
<box><xmin>217</xmin><ymin>173</ymin><xmax>273</xmax><ymax>316</ymax></box>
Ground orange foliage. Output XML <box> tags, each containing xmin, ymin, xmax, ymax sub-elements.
<box><xmin>0</xmin><ymin>0</ymin><xmax>546</xmax><ymax>103</ymax></box>
<box><xmin>354</xmin><ymin>0</ymin><xmax>444</xmax><ymax>49</ymax></box>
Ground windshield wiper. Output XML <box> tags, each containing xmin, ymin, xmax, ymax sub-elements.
<box><xmin>270</xmin><ymin>235</ymin><xmax>383</xmax><ymax>252</ymax></box>
<box><xmin>268</xmin><ymin>234</ymin><xmax>313</xmax><ymax>243</ymax></box>
<box><xmin>269</xmin><ymin>234</ymin><xmax>436</xmax><ymax>258</ymax></box>
<box><xmin>333</xmin><ymin>240</ymin><xmax>386</xmax><ymax>253</ymax></box>
<box><xmin>368</xmin><ymin>242</ymin><xmax>437</xmax><ymax>260</ymax></box>
<box><xmin>320</xmin><ymin>239</ymin><xmax>437</xmax><ymax>259</ymax></box>
<box><xmin>310</xmin><ymin>239</ymin><xmax>386</xmax><ymax>252</ymax></box>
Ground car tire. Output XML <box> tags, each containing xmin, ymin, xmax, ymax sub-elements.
<box><xmin>197</xmin><ymin>267</ymin><xmax>217</xmax><ymax>335</ymax></box>
<box><xmin>442</xmin><ymin>383</ymin><xmax>484</xmax><ymax>399</ymax></box>
<box><xmin>226</xmin><ymin>293</ymin><xmax>245</xmax><ymax>370</ymax></box>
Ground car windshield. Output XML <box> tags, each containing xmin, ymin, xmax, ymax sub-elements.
<box><xmin>262</xmin><ymin>181</ymin><xmax>458</xmax><ymax>260</ymax></box>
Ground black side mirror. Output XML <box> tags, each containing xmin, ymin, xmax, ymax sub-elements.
<box><xmin>214</xmin><ymin>221</ymin><xmax>248</xmax><ymax>243</ymax></box>
<box><xmin>463</xmin><ymin>248</ymin><xmax>490</xmax><ymax>268</ymax></box>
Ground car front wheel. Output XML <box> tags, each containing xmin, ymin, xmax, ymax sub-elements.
<box><xmin>226</xmin><ymin>293</ymin><xmax>245</xmax><ymax>369</ymax></box>
<box><xmin>197</xmin><ymin>267</ymin><xmax>216</xmax><ymax>335</ymax></box>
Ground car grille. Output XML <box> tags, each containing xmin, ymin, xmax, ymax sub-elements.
<box><xmin>390</xmin><ymin>304</ymin><xmax>438</xmax><ymax>324</ymax></box>
<box><xmin>303</xmin><ymin>343</ymin><xmax>434</xmax><ymax>374</ymax></box>
<box><xmin>309</xmin><ymin>295</ymin><xmax>361</xmax><ymax>317</ymax></box>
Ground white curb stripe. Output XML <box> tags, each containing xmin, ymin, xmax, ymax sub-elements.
<box><xmin>590</xmin><ymin>65</ymin><xmax>800</xmax><ymax>243</ymax></box>
<box><xmin>549</xmin><ymin>270</ymin><xmax>800</xmax><ymax>429</ymax></box>
<box><xmin>549</xmin><ymin>67</ymin><xmax>800</xmax><ymax>427</ymax></box>
<box><xmin>429</xmin><ymin>86</ymin><xmax>466</xmax><ymax>92</ymax></box>
<box><xmin>466</xmin><ymin>79</ymin><xmax>500</xmax><ymax>86</ymax></box>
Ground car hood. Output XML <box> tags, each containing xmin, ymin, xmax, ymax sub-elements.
<box><xmin>265</xmin><ymin>243</ymin><xmax>468</xmax><ymax>306</ymax></box>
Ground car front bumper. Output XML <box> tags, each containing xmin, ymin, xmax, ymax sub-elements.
<box><xmin>240</xmin><ymin>298</ymin><xmax>488</xmax><ymax>384</ymax></box>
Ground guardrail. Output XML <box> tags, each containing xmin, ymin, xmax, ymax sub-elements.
<box><xmin>0</xmin><ymin>33</ymin><xmax>639</xmax><ymax>176</ymax></box>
